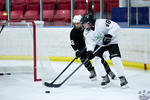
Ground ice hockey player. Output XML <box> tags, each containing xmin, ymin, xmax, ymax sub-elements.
<box><xmin>80</xmin><ymin>13</ymin><xmax>129</xmax><ymax>88</ymax></box>
<box><xmin>70</xmin><ymin>15</ymin><xmax>116</xmax><ymax>81</ymax></box>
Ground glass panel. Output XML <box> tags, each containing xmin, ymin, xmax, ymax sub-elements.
<box><xmin>50</xmin><ymin>0</ymin><xmax>71</xmax><ymax>26</ymax></box>
<box><xmin>1</xmin><ymin>0</ymin><xmax>150</xmax><ymax>27</ymax></box>
<box><xmin>43</xmin><ymin>0</ymin><xmax>57</xmax><ymax>26</ymax></box>
<box><xmin>130</xmin><ymin>0</ymin><xmax>150</xmax><ymax>27</ymax></box>
<box><xmin>110</xmin><ymin>0</ymin><xmax>150</xmax><ymax>27</ymax></box>
<box><xmin>74</xmin><ymin>0</ymin><xmax>87</xmax><ymax>16</ymax></box>
<box><xmin>0</xmin><ymin>0</ymin><xmax>8</xmax><ymax>20</ymax></box>
<box><xmin>103</xmin><ymin>0</ymin><xmax>126</xmax><ymax>26</ymax></box>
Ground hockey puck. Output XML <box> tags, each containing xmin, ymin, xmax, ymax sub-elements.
<box><xmin>0</xmin><ymin>73</ymin><xmax>4</xmax><ymax>75</ymax></box>
<box><xmin>6</xmin><ymin>73</ymin><xmax>11</xmax><ymax>75</ymax></box>
<box><xmin>45</xmin><ymin>91</ymin><xmax>50</xmax><ymax>93</ymax></box>
<box><xmin>0</xmin><ymin>73</ymin><xmax>11</xmax><ymax>75</ymax></box>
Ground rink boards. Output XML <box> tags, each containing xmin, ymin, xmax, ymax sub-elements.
<box><xmin>0</xmin><ymin>26</ymin><xmax>149</xmax><ymax>71</ymax></box>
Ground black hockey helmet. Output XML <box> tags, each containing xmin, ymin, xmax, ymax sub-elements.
<box><xmin>80</xmin><ymin>13</ymin><xmax>94</xmax><ymax>24</ymax></box>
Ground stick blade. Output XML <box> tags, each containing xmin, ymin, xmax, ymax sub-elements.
<box><xmin>0</xmin><ymin>24</ymin><xmax>5</xmax><ymax>34</ymax></box>
<box><xmin>44</xmin><ymin>82</ymin><xmax>62</xmax><ymax>88</ymax></box>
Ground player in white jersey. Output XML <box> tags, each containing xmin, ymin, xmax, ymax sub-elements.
<box><xmin>80</xmin><ymin>13</ymin><xmax>129</xmax><ymax>88</ymax></box>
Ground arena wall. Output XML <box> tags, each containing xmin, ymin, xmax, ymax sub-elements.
<box><xmin>0</xmin><ymin>27</ymin><xmax>149</xmax><ymax>70</ymax></box>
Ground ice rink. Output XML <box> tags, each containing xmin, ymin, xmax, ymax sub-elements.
<box><xmin>0</xmin><ymin>61</ymin><xmax>150</xmax><ymax>100</ymax></box>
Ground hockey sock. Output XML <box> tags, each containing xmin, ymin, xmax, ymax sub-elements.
<box><xmin>101</xmin><ymin>58</ymin><xmax>111</xmax><ymax>74</ymax></box>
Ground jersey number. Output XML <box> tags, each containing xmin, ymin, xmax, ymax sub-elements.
<box><xmin>105</xmin><ymin>20</ymin><xmax>111</xmax><ymax>27</ymax></box>
<box><xmin>71</xmin><ymin>40</ymin><xmax>75</xmax><ymax>45</ymax></box>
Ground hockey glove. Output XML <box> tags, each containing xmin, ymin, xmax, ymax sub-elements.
<box><xmin>75</xmin><ymin>51</ymin><xmax>81</xmax><ymax>58</ymax></box>
<box><xmin>86</xmin><ymin>51</ymin><xmax>95</xmax><ymax>60</ymax></box>
<box><xmin>103</xmin><ymin>34</ymin><xmax>112</xmax><ymax>45</ymax></box>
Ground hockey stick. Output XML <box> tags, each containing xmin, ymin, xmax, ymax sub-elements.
<box><xmin>44</xmin><ymin>46</ymin><xmax>102</xmax><ymax>88</ymax></box>
<box><xmin>0</xmin><ymin>24</ymin><xmax>5</xmax><ymax>34</ymax></box>
<box><xmin>44</xmin><ymin>56</ymin><xmax>78</xmax><ymax>87</ymax></box>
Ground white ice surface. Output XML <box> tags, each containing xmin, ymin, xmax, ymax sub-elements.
<box><xmin>0</xmin><ymin>61</ymin><xmax>150</xmax><ymax>100</ymax></box>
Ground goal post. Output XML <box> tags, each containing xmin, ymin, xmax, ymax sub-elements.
<box><xmin>0</xmin><ymin>20</ymin><xmax>56</xmax><ymax>82</ymax></box>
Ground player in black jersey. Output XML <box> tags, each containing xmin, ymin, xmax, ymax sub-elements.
<box><xmin>70</xmin><ymin>15</ymin><xmax>116</xmax><ymax>80</ymax></box>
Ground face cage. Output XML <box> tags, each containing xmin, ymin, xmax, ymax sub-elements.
<box><xmin>82</xmin><ymin>21</ymin><xmax>92</xmax><ymax>31</ymax></box>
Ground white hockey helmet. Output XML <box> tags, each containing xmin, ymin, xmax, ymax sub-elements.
<box><xmin>73</xmin><ymin>15</ymin><xmax>82</xmax><ymax>23</ymax></box>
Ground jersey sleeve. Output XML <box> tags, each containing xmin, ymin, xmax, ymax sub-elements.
<box><xmin>70</xmin><ymin>30</ymin><xmax>77</xmax><ymax>51</ymax></box>
<box><xmin>105</xmin><ymin>20</ymin><xmax>120</xmax><ymax>37</ymax></box>
<box><xmin>84</xmin><ymin>31</ymin><xmax>96</xmax><ymax>51</ymax></box>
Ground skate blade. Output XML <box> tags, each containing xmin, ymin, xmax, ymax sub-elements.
<box><xmin>121</xmin><ymin>84</ymin><xmax>129</xmax><ymax>89</ymax></box>
<box><xmin>90</xmin><ymin>77</ymin><xmax>97</xmax><ymax>81</ymax></box>
<box><xmin>101</xmin><ymin>83</ymin><xmax>111</xmax><ymax>88</ymax></box>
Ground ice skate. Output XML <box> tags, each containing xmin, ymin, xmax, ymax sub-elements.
<box><xmin>89</xmin><ymin>68</ymin><xmax>97</xmax><ymax>81</ymax></box>
<box><xmin>119</xmin><ymin>76</ymin><xmax>129</xmax><ymax>89</ymax></box>
<box><xmin>108</xmin><ymin>71</ymin><xmax>117</xmax><ymax>80</ymax></box>
<box><xmin>101</xmin><ymin>75</ymin><xmax>111</xmax><ymax>88</ymax></box>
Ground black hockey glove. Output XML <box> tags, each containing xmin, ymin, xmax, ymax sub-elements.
<box><xmin>103</xmin><ymin>34</ymin><xmax>112</xmax><ymax>45</ymax></box>
<box><xmin>86</xmin><ymin>51</ymin><xmax>95</xmax><ymax>60</ymax></box>
<box><xmin>75</xmin><ymin>51</ymin><xmax>81</xmax><ymax>58</ymax></box>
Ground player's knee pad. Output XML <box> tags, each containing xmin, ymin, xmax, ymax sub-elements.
<box><xmin>111</xmin><ymin>57</ymin><xmax>122</xmax><ymax>66</ymax></box>
<box><xmin>93</xmin><ymin>57</ymin><xmax>107</xmax><ymax>76</ymax></box>
<box><xmin>111</xmin><ymin>57</ymin><xmax>125</xmax><ymax>77</ymax></box>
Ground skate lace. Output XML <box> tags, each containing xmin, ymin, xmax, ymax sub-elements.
<box><xmin>120</xmin><ymin>78</ymin><xmax>126</xmax><ymax>84</ymax></box>
<box><xmin>90</xmin><ymin>70</ymin><xmax>95</xmax><ymax>76</ymax></box>
<box><xmin>102</xmin><ymin>76</ymin><xmax>108</xmax><ymax>82</ymax></box>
